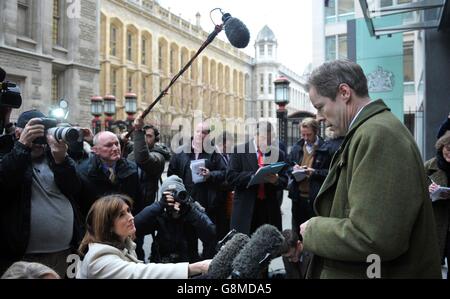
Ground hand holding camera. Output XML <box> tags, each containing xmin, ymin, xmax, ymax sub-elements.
<box><xmin>47</xmin><ymin>134</ymin><xmax>68</xmax><ymax>164</ymax></box>
<box><xmin>18</xmin><ymin>118</ymin><xmax>45</xmax><ymax>148</ymax></box>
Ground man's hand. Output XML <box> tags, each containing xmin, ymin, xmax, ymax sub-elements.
<box><xmin>264</xmin><ymin>173</ymin><xmax>279</xmax><ymax>185</ymax></box>
<box><xmin>79</xmin><ymin>127</ymin><xmax>94</xmax><ymax>143</ymax></box>
<box><xmin>300</xmin><ymin>219</ymin><xmax>310</xmax><ymax>238</ymax></box>
<box><xmin>47</xmin><ymin>134</ymin><xmax>68</xmax><ymax>164</ymax></box>
<box><xmin>199</xmin><ymin>167</ymin><xmax>211</xmax><ymax>179</ymax></box>
<box><xmin>18</xmin><ymin>118</ymin><xmax>45</xmax><ymax>148</ymax></box>
<box><xmin>429</xmin><ymin>182</ymin><xmax>440</xmax><ymax>194</ymax></box>
<box><xmin>133</xmin><ymin>114</ymin><xmax>145</xmax><ymax>131</ymax></box>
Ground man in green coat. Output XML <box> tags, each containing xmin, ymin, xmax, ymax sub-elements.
<box><xmin>300</xmin><ymin>59</ymin><xmax>442</xmax><ymax>279</ymax></box>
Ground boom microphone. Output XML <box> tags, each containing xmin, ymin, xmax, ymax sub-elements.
<box><xmin>207</xmin><ymin>233</ymin><xmax>250</xmax><ymax>279</ymax></box>
<box><xmin>0</xmin><ymin>67</ymin><xmax>6</xmax><ymax>82</ymax></box>
<box><xmin>231</xmin><ymin>224</ymin><xmax>284</xmax><ymax>279</ymax></box>
<box><xmin>222</xmin><ymin>13</ymin><xmax>250</xmax><ymax>48</ymax></box>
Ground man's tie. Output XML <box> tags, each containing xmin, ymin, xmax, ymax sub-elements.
<box><xmin>108</xmin><ymin>167</ymin><xmax>116</xmax><ymax>184</ymax></box>
<box><xmin>257</xmin><ymin>149</ymin><xmax>265</xmax><ymax>200</ymax></box>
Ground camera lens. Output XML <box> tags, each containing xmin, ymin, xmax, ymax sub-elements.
<box><xmin>47</xmin><ymin>127</ymin><xmax>80</xmax><ymax>144</ymax></box>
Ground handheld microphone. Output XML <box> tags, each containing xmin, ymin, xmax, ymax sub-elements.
<box><xmin>222</xmin><ymin>13</ymin><xmax>250</xmax><ymax>48</ymax></box>
<box><xmin>0</xmin><ymin>67</ymin><xmax>6</xmax><ymax>82</ymax></box>
<box><xmin>207</xmin><ymin>233</ymin><xmax>250</xmax><ymax>279</ymax></box>
<box><xmin>231</xmin><ymin>224</ymin><xmax>284</xmax><ymax>279</ymax></box>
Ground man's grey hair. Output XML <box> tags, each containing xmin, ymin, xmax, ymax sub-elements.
<box><xmin>306</xmin><ymin>59</ymin><xmax>369</xmax><ymax>100</ymax></box>
<box><xmin>1</xmin><ymin>261</ymin><xmax>60</xmax><ymax>279</ymax></box>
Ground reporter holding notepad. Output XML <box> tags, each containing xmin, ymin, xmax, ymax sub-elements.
<box><xmin>226</xmin><ymin>121</ymin><xmax>288</xmax><ymax>236</ymax></box>
<box><xmin>424</xmin><ymin>131</ymin><xmax>450</xmax><ymax>278</ymax></box>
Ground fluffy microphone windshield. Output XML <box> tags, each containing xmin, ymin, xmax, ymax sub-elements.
<box><xmin>231</xmin><ymin>224</ymin><xmax>284</xmax><ymax>279</ymax></box>
<box><xmin>222</xmin><ymin>13</ymin><xmax>250</xmax><ymax>49</ymax></box>
<box><xmin>207</xmin><ymin>233</ymin><xmax>250</xmax><ymax>279</ymax></box>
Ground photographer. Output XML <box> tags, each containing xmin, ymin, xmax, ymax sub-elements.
<box><xmin>0</xmin><ymin>110</ymin><xmax>83</xmax><ymax>278</ymax></box>
<box><xmin>134</xmin><ymin>175</ymin><xmax>216</xmax><ymax>263</ymax></box>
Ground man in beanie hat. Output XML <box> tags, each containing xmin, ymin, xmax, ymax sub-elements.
<box><xmin>134</xmin><ymin>175</ymin><xmax>216</xmax><ymax>263</ymax></box>
<box><xmin>0</xmin><ymin>110</ymin><xmax>82</xmax><ymax>278</ymax></box>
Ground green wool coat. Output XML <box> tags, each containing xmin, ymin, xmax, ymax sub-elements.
<box><xmin>303</xmin><ymin>100</ymin><xmax>442</xmax><ymax>279</ymax></box>
<box><xmin>424</xmin><ymin>157</ymin><xmax>450</xmax><ymax>261</ymax></box>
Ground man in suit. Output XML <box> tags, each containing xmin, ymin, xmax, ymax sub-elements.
<box><xmin>300</xmin><ymin>59</ymin><xmax>441</xmax><ymax>278</ymax></box>
<box><xmin>226</xmin><ymin>121</ymin><xmax>288</xmax><ymax>236</ymax></box>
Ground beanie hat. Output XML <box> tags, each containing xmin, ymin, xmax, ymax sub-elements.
<box><xmin>158</xmin><ymin>175</ymin><xmax>187</xmax><ymax>201</ymax></box>
<box><xmin>16</xmin><ymin>109</ymin><xmax>45</xmax><ymax>128</ymax></box>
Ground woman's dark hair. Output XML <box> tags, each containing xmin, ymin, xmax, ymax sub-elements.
<box><xmin>78</xmin><ymin>194</ymin><xmax>134</xmax><ymax>257</ymax></box>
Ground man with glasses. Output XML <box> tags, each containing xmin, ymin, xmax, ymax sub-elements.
<box><xmin>300</xmin><ymin>59</ymin><xmax>441</xmax><ymax>278</ymax></box>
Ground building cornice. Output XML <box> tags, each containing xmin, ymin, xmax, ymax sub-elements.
<box><xmin>105</xmin><ymin>0</ymin><xmax>254</xmax><ymax>67</ymax></box>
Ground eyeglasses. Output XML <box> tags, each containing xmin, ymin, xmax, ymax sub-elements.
<box><xmin>443</xmin><ymin>145</ymin><xmax>450</xmax><ymax>151</ymax></box>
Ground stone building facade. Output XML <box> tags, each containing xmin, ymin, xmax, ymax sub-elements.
<box><xmin>100</xmin><ymin>0</ymin><xmax>253</xmax><ymax>144</ymax></box>
<box><xmin>0</xmin><ymin>0</ymin><xmax>100</xmax><ymax>126</ymax></box>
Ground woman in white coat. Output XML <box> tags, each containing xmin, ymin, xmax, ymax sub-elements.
<box><xmin>76</xmin><ymin>194</ymin><xmax>210</xmax><ymax>279</ymax></box>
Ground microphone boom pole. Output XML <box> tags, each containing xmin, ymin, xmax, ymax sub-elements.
<box><xmin>125</xmin><ymin>24</ymin><xmax>224</xmax><ymax>139</ymax></box>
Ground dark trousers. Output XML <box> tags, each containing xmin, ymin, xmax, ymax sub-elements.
<box><xmin>250</xmin><ymin>197</ymin><xmax>271</xmax><ymax>234</ymax></box>
<box><xmin>291</xmin><ymin>196</ymin><xmax>314</xmax><ymax>236</ymax></box>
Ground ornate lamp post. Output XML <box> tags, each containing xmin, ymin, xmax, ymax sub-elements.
<box><xmin>103</xmin><ymin>95</ymin><xmax>116</xmax><ymax>132</ymax></box>
<box><xmin>274</xmin><ymin>77</ymin><xmax>290</xmax><ymax>145</ymax></box>
<box><xmin>124</xmin><ymin>93</ymin><xmax>137</xmax><ymax>131</ymax></box>
<box><xmin>90</xmin><ymin>96</ymin><xmax>103</xmax><ymax>134</ymax></box>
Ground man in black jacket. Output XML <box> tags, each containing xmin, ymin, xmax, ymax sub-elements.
<box><xmin>0</xmin><ymin>110</ymin><xmax>82</xmax><ymax>278</ymax></box>
<box><xmin>128</xmin><ymin>116</ymin><xmax>170</xmax><ymax>207</ymax></box>
<box><xmin>134</xmin><ymin>175</ymin><xmax>216</xmax><ymax>263</ymax></box>
<box><xmin>226</xmin><ymin>121</ymin><xmax>288</xmax><ymax>236</ymax></box>
<box><xmin>167</xmin><ymin>122</ymin><xmax>222</xmax><ymax>261</ymax></box>
<box><xmin>77</xmin><ymin>130</ymin><xmax>147</xmax><ymax>259</ymax></box>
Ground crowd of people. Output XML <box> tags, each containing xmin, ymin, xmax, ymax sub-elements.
<box><xmin>0</xmin><ymin>59</ymin><xmax>448</xmax><ymax>279</ymax></box>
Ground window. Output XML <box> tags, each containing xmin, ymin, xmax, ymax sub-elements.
<box><xmin>325</xmin><ymin>36</ymin><xmax>336</xmax><ymax>61</ymax></box>
<box><xmin>380</xmin><ymin>0</ymin><xmax>393</xmax><ymax>7</ymax></box>
<box><xmin>127</xmin><ymin>32</ymin><xmax>133</xmax><ymax>61</ymax></box>
<box><xmin>142</xmin><ymin>76</ymin><xmax>147</xmax><ymax>101</ymax></box>
<box><xmin>259</xmin><ymin>74</ymin><xmax>264</xmax><ymax>94</ymax></box>
<box><xmin>268</xmin><ymin>74</ymin><xmax>273</xmax><ymax>94</ymax></box>
<box><xmin>110</xmin><ymin>26</ymin><xmax>117</xmax><ymax>56</ymax></box>
<box><xmin>325</xmin><ymin>0</ymin><xmax>354</xmax><ymax>23</ymax></box>
<box><xmin>52</xmin><ymin>74</ymin><xmax>59</xmax><ymax>103</ymax></box>
<box><xmin>381</xmin><ymin>0</ymin><xmax>411</xmax><ymax>7</ymax></box>
<box><xmin>52</xmin><ymin>0</ymin><xmax>62</xmax><ymax>45</ymax></box>
<box><xmin>142</xmin><ymin>38</ymin><xmax>147</xmax><ymax>65</ymax></box>
<box><xmin>111</xmin><ymin>69</ymin><xmax>117</xmax><ymax>96</ymax></box>
<box><xmin>404</xmin><ymin>43</ymin><xmax>414</xmax><ymax>82</ymax></box>
<box><xmin>170</xmin><ymin>48</ymin><xmax>175</xmax><ymax>73</ymax></box>
<box><xmin>51</xmin><ymin>70</ymin><xmax>64</xmax><ymax>105</ymax></box>
<box><xmin>158</xmin><ymin>45</ymin><xmax>163</xmax><ymax>71</ymax></box>
<box><xmin>127</xmin><ymin>73</ymin><xmax>133</xmax><ymax>92</ymax></box>
<box><xmin>259</xmin><ymin>45</ymin><xmax>264</xmax><ymax>56</ymax></box>
<box><xmin>325</xmin><ymin>34</ymin><xmax>347</xmax><ymax>61</ymax></box>
<box><xmin>260</xmin><ymin>101</ymin><xmax>264</xmax><ymax>118</ymax></box>
<box><xmin>338</xmin><ymin>34</ymin><xmax>347</xmax><ymax>59</ymax></box>
<box><xmin>268</xmin><ymin>45</ymin><xmax>273</xmax><ymax>56</ymax></box>
<box><xmin>17</xmin><ymin>0</ymin><xmax>31</xmax><ymax>38</ymax></box>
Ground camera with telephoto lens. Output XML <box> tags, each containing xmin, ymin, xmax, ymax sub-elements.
<box><xmin>33</xmin><ymin>117</ymin><xmax>80</xmax><ymax>145</ymax></box>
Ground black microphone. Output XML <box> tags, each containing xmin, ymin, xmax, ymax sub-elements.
<box><xmin>231</xmin><ymin>224</ymin><xmax>284</xmax><ymax>279</ymax></box>
<box><xmin>207</xmin><ymin>233</ymin><xmax>250</xmax><ymax>279</ymax></box>
<box><xmin>0</xmin><ymin>67</ymin><xmax>6</xmax><ymax>82</ymax></box>
<box><xmin>222</xmin><ymin>13</ymin><xmax>250</xmax><ymax>48</ymax></box>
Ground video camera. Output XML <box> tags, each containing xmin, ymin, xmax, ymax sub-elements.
<box><xmin>34</xmin><ymin>117</ymin><xmax>81</xmax><ymax>145</ymax></box>
<box><xmin>0</xmin><ymin>67</ymin><xmax>22</xmax><ymax>109</ymax></box>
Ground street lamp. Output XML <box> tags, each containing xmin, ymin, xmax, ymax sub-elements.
<box><xmin>124</xmin><ymin>93</ymin><xmax>137</xmax><ymax>131</ymax></box>
<box><xmin>103</xmin><ymin>95</ymin><xmax>116</xmax><ymax>132</ymax></box>
<box><xmin>90</xmin><ymin>96</ymin><xmax>103</xmax><ymax>134</ymax></box>
<box><xmin>274</xmin><ymin>77</ymin><xmax>290</xmax><ymax>145</ymax></box>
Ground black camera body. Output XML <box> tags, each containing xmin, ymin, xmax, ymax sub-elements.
<box><xmin>34</xmin><ymin>117</ymin><xmax>80</xmax><ymax>145</ymax></box>
<box><xmin>170</xmin><ymin>189</ymin><xmax>189</xmax><ymax>205</ymax></box>
<box><xmin>0</xmin><ymin>82</ymin><xmax>22</xmax><ymax>109</ymax></box>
